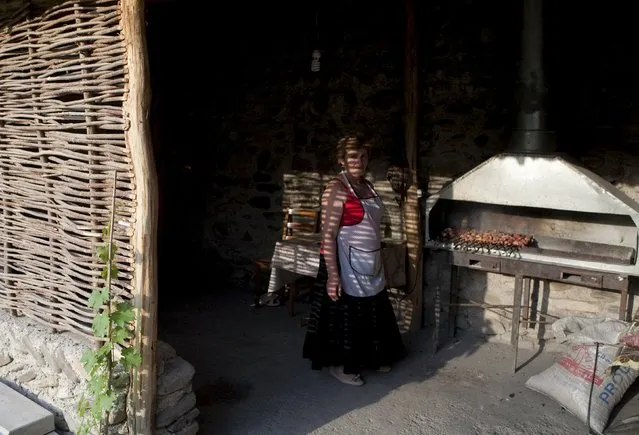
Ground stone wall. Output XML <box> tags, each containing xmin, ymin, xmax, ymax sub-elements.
<box><xmin>156</xmin><ymin>341</ymin><xmax>199</xmax><ymax>435</ymax></box>
<box><xmin>0</xmin><ymin>310</ymin><xmax>199</xmax><ymax>434</ymax></box>
<box><xmin>198</xmin><ymin>7</ymin><xmax>408</xmax><ymax>281</ymax></box>
<box><xmin>0</xmin><ymin>309</ymin><xmax>92</xmax><ymax>433</ymax></box>
<box><xmin>148</xmin><ymin>1</ymin><xmax>408</xmax><ymax>291</ymax></box>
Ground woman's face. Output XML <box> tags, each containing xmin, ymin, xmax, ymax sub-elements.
<box><xmin>342</xmin><ymin>148</ymin><xmax>369</xmax><ymax>178</ymax></box>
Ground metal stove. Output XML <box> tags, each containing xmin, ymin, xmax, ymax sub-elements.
<box><xmin>425</xmin><ymin>0</ymin><xmax>637</xmax><ymax>370</ymax></box>
<box><xmin>424</xmin><ymin>153</ymin><xmax>639</xmax><ymax>281</ymax></box>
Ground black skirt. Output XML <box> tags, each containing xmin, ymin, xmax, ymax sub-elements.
<box><xmin>302</xmin><ymin>255</ymin><xmax>406</xmax><ymax>375</ymax></box>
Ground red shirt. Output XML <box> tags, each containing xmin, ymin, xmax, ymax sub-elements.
<box><xmin>319</xmin><ymin>179</ymin><xmax>366</xmax><ymax>255</ymax></box>
<box><xmin>340</xmin><ymin>181</ymin><xmax>365</xmax><ymax>227</ymax></box>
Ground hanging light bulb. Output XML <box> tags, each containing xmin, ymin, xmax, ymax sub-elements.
<box><xmin>311</xmin><ymin>10</ymin><xmax>321</xmax><ymax>73</ymax></box>
<box><xmin>311</xmin><ymin>49</ymin><xmax>321</xmax><ymax>72</ymax></box>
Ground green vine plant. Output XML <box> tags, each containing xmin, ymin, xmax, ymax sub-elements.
<box><xmin>77</xmin><ymin>173</ymin><xmax>142</xmax><ymax>435</ymax></box>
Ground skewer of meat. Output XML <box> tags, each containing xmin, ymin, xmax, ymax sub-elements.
<box><xmin>440</xmin><ymin>228</ymin><xmax>533</xmax><ymax>248</ymax></box>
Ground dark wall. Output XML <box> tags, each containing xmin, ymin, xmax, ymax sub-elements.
<box><xmin>545</xmin><ymin>4</ymin><xmax>639</xmax><ymax>152</ymax></box>
<box><xmin>146</xmin><ymin>0</ymin><xmax>639</xmax><ymax>299</ymax></box>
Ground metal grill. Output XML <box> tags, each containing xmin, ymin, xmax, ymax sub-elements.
<box><xmin>430</xmin><ymin>228</ymin><xmax>534</xmax><ymax>259</ymax></box>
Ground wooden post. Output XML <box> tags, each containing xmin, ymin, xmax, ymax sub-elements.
<box><xmin>403</xmin><ymin>0</ymin><xmax>423</xmax><ymax>342</ymax></box>
<box><xmin>120</xmin><ymin>0</ymin><xmax>159</xmax><ymax>433</ymax></box>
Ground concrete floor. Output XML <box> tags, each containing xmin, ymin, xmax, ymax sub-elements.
<box><xmin>158</xmin><ymin>289</ymin><xmax>638</xmax><ymax>435</ymax></box>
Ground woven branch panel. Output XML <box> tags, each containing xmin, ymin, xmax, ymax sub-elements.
<box><xmin>0</xmin><ymin>0</ymin><xmax>136</xmax><ymax>340</ymax></box>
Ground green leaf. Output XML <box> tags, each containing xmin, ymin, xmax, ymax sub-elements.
<box><xmin>111</xmin><ymin>326</ymin><xmax>129</xmax><ymax>345</ymax></box>
<box><xmin>87</xmin><ymin>288</ymin><xmax>109</xmax><ymax>310</ymax></box>
<box><xmin>97</xmin><ymin>245</ymin><xmax>109</xmax><ymax>263</ymax></box>
<box><xmin>112</xmin><ymin>302</ymin><xmax>135</xmax><ymax>327</ymax></box>
<box><xmin>96</xmin><ymin>342</ymin><xmax>112</xmax><ymax>359</ymax></box>
<box><xmin>88</xmin><ymin>372</ymin><xmax>107</xmax><ymax>397</ymax></box>
<box><xmin>82</xmin><ymin>221</ymin><xmax>136</xmax><ymax>435</ymax></box>
<box><xmin>92</xmin><ymin>312</ymin><xmax>109</xmax><ymax>338</ymax></box>
<box><xmin>80</xmin><ymin>349</ymin><xmax>97</xmax><ymax>373</ymax></box>
<box><xmin>91</xmin><ymin>399</ymin><xmax>104</xmax><ymax>421</ymax></box>
<box><xmin>121</xmin><ymin>346</ymin><xmax>142</xmax><ymax>370</ymax></box>
<box><xmin>77</xmin><ymin>395</ymin><xmax>89</xmax><ymax>416</ymax></box>
<box><xmin>98</xmin><ymin>391</ymin><xmax>115</xmax><ymax>412</ymax></box>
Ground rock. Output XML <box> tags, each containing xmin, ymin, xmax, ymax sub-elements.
<box><xmin>40</xmin><ymin>344</ymin><xmax>61</xmax><ymax>374</ymax></box>
<box><xmin>156</xmin><ymin>391</ymin><xmax>196</xmax><ymax>428</ymax></box>
<box><xmin>6</xmin><ymin>364</ymin><xmax>24</xmax><ymax>374</ymax></box>
<box><xmin>22</xmin><ymin>336</ymin><xmax>46</xmax><ymax>366</ymax></box>
<box><xmin>54</xmin><ymin>349</ymin><xmax>80</xmax><ymax>384</ymax></box>
<box><xmin>157</xmin><ymin>341</ymin><xmax>177</xmax><ymax>363</ymax></box>
<box><xmin>17</xmin><ymin>369</ymin><xmax>37</xmax><ymax>383</ymax></box>
<box><xmin>174</xmin><ymin>421</ymin><xmax>199</xmax><ymax>435</ymax></box>
<box><xmin>167</xmin><ymin>408</ymin><xmax>200</xmax><ymax>433</ymax></box>
<box><xmin>55</xmin><ymin>386</ymin><xmax>76</xmax><ymax>400</ymax></box>
<box><xmin>157</xmin><ymin>383</ymin><xmax>191</xmax><ymax>412</ymax></box>
<box><xmin>108</xmin><ymin>392</ymin><xmax>128</xmax><ymax>425</ymax></box>
<box><xmin>70</xmin><ymin>357</ymin><xmax>88</xmax><ymax>381</ymax></box>
<box><xmin>111</xmin><ymin>366</ymin><xmax>130</xmax><ymax>390</ymax></box>
<box><xmin>7</xmin><ymin>330</ymin><xmax>28</xmax><ymax>354</ymax></box>
<box><xmin>33</xmin><ymin>376</ymin><xmax>58</xmax><ymax>389</ymax></box>
<box><xmin>0</xmin><ymin>352</ymin><xmax>12</xmax><ymax>367</ymax></box>
<box><xmin>157</xmin><ymin>357</ymin><xmax>195</xmax><ymax>396</ymax></box>
<box><xmin>107</xmin><ymin>421</ymin><xmax>128</xmax><ymax>435</ymax></box>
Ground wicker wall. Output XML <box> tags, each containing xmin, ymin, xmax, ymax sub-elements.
<box><xmin>0</xmin><ymin>0</ymin><xmax>136</xmax><ymax>340</ymax></box>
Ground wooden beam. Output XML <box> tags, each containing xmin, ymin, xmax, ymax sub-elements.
<box><xmin>403</xmin><ymin>0</ymin><xmax>423</xmax><ymax>342</ymax></box>
<box><xmin>120</xmin><ymin>0</ymin><xmax>159</xmax><ymax>433</ymax></box>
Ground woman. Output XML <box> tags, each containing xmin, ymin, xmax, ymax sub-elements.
<box><xmin>302</xmin><ymin>134</ymin><xmax>405</xmax><ymax>386</ymax></box>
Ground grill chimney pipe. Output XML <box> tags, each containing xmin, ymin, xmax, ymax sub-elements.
<box><xmin>509</xmin><ymin>0</ymin><xmax>556</xmax><ymax>153</ymax></box>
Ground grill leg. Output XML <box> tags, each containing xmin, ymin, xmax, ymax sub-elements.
<box><xmin>523</xmin><ymin>277</ymin><xmax>531</xmax><ymax>329</ymax></box>
<box><xmin>448</xmin><ymin>265</ymin><xmax>459</xmax><ymax>339</ymax></box>
<box><xmin>619</xmin><ymin>279</ymin><xmax>629</xmax><ymax>321</ymax></box>
<box><xmin>512</xmin><ymin>274</ymin><xmax>524</xmax><ymax>373</ymax></box>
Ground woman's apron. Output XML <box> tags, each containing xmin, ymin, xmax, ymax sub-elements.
<box><xmin>337</xmin><ymin>173</ymin><xmax>386</xmax><ymax>298</ymax></box>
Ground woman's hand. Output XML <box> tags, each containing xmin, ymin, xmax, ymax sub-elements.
<box><xmin>326</xmin><ymin>274</ymin><xmax>342</xmax><ymax>301</ymax></box>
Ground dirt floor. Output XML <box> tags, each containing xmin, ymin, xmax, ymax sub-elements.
<box><xmin>158</xmin><ymin>289</ymin><xmax>639</xmax><ymax>435</ymax></box>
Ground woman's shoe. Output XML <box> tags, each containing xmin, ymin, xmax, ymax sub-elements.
<box><xmin>330</xmin><ymin>366</ymin><xmax>365</xmax><ymax>386</ymax></box>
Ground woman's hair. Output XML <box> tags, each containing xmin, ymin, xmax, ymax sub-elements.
<box><xmin>335</xmin><ymin>133</ymin><xmax>373</xmax><ymax>163</ymax></box>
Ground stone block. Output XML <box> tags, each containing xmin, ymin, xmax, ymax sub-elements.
<box><xmin>39</xmin><ymin>344</ymin><xmax>61</xmax><ymax>374</ymax></box>
<box><xmin>21</xmin><ymin>337</ymin><xmax>46</xmax><ymax>366</ymax></box>
<box><xmin>0</xmin><ymin>352</ymin><xmax>12</xmax><ymax>367</ymax></box>
<box><xmin>156</xmin><ymin>392</ymin><xmax>196</xmax><ymax>428</ymax></box>
<box><xmin>174</xmin><ymin>421</ymin><xmax>199</xmax><ymax>435</ymax></box>
<box><xmin>166</xmin><ymin>408</ymin><xmax>199</xmax><ymax>433</ymax></box>
<box><xmin>33</xmin><ymin>377</ymin><xmax>58</xmax><ymax>389</ymax></box>
<box><xmin>108</xmin><ymin>391</ymin><xmax>127</xmax><ymax>425</ymax></box>
<box><xmin>157</xmin><ymin>357</ymin><xmax>195</xmax><ymax>396</ymax></box>
<box><xmin>53</xmin><ymin>349</ymin><xmax>79</xmax><ymax>384</ymax></box>
<box><xmin>0</xmin><ymin>381</ymin><xmax>55</xmax><ymax>435</ymax></box>
<box><xmin>7</xmin><ymin>330</ymin><xmax>27</xmax><ymax>355</ymax></box>
<box><xmin>157</xmin><ymin>341</ymin><xmax>177</xmax><ymax>363</ymax></box>
<box><xmin>16</xmin><ymin>370</ymin><xmax>36</xmax><ymax>383</ymax></box>
<box><xmin>69</xmin><ymin>357</ymin><xmax>88</xmax><ymax>381</ymax></box>
<box><xmin>157</xmin><ymin>383</ymin><xmax>191</xmax><ymax>412</ymax></box>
